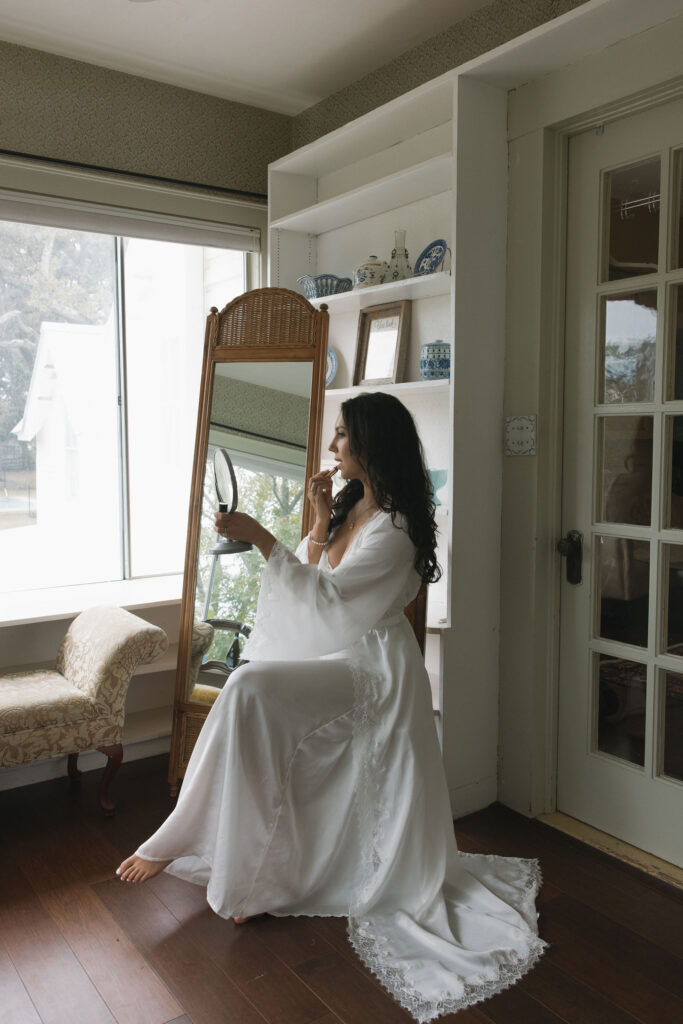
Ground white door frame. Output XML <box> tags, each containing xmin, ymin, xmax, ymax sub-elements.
<box><xmin>499</xmin><ymin>20</ymin><xmax>683</xmax><ymax>818</ymax></box>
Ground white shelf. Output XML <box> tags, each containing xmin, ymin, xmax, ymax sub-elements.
<box><xmin>310</xmin><ymin>271</ymin><xmax>451</xmax><ymax>312</ymax></box>
<box><xmin>270</xmin><ymin>81</ymin><xmax>454</xmax><ymax>178</ymax></box>
<box><xmin>270</xmin><ymin>154</ymin><xmax>452</xmax><ymax>235</ymax></box>
<box><xmin>325</xmin><ymin>378</ymin><xmax>450</xmax><ymax>400</ymax></box>
<box><xmin>270</xmin><ymin>87</ymin><xmax>455</xmax><ymax>643</ymax></box>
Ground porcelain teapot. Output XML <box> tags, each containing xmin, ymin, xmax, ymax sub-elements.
<box><xmin>354</xmin><ymin>254</ymin><xmax>389</xmax><ymax>288</ymax></box>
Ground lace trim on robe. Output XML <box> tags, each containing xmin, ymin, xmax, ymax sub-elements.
<box><xmin>345</xmin><ymin>647</ymin><xmax>547</xmax><ymax>1023</ymax></box>
<box><xmin>348</xmin><ymin>916</ymin><xmax>547</xmax><ymax>1023</ymax></box>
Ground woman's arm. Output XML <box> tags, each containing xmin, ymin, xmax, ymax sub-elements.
<box><xmin>214</xmin><ymin>465</ymin><xmax>337</xmax><ymax>564</ymax></box>
<box><xmin>213</xmin><ymin>511</ymin><xmax>276</xmax><ymax>561</ymax></box>
<box><xmin>242</xmin><ymin>517</ymin><xmax>419</xmax><ymax>662</ymax></box>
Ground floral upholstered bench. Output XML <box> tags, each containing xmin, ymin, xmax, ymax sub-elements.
<box><xmin>0</xmin><ymin>604</ymin><xmax>168</xmax><ymax>814</ymax></box>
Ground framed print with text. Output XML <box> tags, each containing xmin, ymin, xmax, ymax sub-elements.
<box><xmin>353</xmin><ymin>300</ymin><xmax>411</xmax><ymax>386</ymax></box>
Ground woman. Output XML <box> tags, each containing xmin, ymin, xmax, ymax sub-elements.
<box><xmin>117</xmin><ymin>392</ymin><xmax>545</xmax><ymax>1022</ymax></box>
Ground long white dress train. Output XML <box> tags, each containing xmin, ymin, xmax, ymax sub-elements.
<box><xmin>136</xmin><ymin>512</ymin><xmax>546</xmax><ymax>1021</ymax></box>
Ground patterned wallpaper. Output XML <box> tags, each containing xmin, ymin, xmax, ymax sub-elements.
<box><xmin>0</xmin><ymin>40</ymin><xmax>290</xmax><ymax>197</ymax></box>
<box><xmin>292</xmin><ymin>0</ymin><xmax>590</xmax><ymax>147</ymax></box>
<box><xmin>212</xmin><ymin>376</ymin><xmax>310</xmax><ymax>449</ymax></box>
<box><xmin>0</xmin><ymin>1</ymin><xmax>589</xmax><ymax>195</ymax></box>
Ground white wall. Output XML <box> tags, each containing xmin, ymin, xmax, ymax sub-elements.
<box><xmin>440</xmin><ymin>76</ymin><xmax>508</xmax><ymax>815</ymax></box>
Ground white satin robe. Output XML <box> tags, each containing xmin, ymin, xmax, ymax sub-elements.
<box><xmin>137</xmin><ymin>511</ymin><xmax>546</xmax><ymax>1021</ymax></box>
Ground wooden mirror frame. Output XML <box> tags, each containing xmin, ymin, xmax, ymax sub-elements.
<box><xmin>168</xmin><ymin>287</ymin><xmax>329</xmax><ymax>795</ymax></box>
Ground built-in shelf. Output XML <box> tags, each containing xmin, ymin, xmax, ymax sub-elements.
<box><xmin>310</xmin><ymin>271</ymin><xmax>451</xmax><ymax>312</ymax></box>
<box><xmin>270</xmin><ymin>79</ymin><xmax>455</xmax><ymax>649</ymax></box>
<box><xmin>270</xmin><ymin>154</ymin><xmax>452</xmax><ymax>235</ymax></box>
<box><xmin>270</xmin><ymin>82</ymin><xmax>453</xmax><ymax>179</ymax></box>
<box><xmin>325</xmin><ymin>378</ymin><xmax>449</xmax><ymax>400</ymax></box>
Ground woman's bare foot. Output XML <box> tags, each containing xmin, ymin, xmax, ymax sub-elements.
<box><xmin>116</xmin><ymin>855</ymin><xmax>172</xmax><ymax>883</ymax></box>
<box><xmin>232</xmin><ymin>913</ymin><xmax>265</xmax><ymax>925</ymax></box>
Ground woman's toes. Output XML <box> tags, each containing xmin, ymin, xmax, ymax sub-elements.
<box><xmin>115</xmin><ymin>855</ymin><xmax>171</xmax><ymax>883</ymax></box>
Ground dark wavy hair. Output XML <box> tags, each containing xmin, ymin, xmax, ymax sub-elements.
<box><xmin>328</xmin><ymin>392</ymin><xmax>441</xmax><ymax>583</ymax></box>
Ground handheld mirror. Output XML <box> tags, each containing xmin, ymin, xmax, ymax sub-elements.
<box><xmin>212</xmin><ymin>448</ymin><xmax>252</xmax><ymax>554</ymax></box>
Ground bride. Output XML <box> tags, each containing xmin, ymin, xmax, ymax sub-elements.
<box><xmin>117</xmin><ymin>391</ymin><xmax>545</xmax><ymax>1022</ymax></box>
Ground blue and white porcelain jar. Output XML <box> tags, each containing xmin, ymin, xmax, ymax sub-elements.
<box><xmin>354</xmin><ymin>255</ymin><xmax>389</xmax><ymax>288</ymax></box>
<box><xmin>420</xmin><ymin>341</ymin><xmax>450</xmax><ymax>380</ymax></box>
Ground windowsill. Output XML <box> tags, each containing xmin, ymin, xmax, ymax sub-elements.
<box><xmin>0</xmin><ymin>574</ymin><xmax>183</xmax><ymax>627</ymax></box>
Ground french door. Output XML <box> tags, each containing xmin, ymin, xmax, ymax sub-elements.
<box><xmin>559</xmin><ymin>96</ymin><xmax>683</xmax><ymax>867</ymax></box>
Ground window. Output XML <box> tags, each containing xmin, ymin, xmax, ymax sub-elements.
<box><xmin>197</xmin><ymin>440</ymin><xmax>306</xmax><ymax>653</ymax></box>
<box><xmin>0</xmin><ymin>219</ymin><xmax>252</xmax><ymax>593</ymax></box>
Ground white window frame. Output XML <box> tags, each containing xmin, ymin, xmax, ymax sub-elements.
<box><xmin>0</xmin><ymin>156</ymin><xmax>268</xmax><ymax>625</ymax></box>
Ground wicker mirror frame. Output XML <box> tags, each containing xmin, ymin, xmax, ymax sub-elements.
<box><xmin>168</xmin><ymin>288</ymin><xmax>329</xmax><ymax>796</ymax></box>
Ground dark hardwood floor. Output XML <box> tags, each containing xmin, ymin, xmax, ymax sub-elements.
<box><xmin>1</xmin><ymin>755</ymin><xmax>681</xmax><ymax>1024</ymax></box>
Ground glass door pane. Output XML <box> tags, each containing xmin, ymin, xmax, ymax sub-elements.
<box><xmin>599</xmin><ymin>291</ymin><xmax>657</xmax><ymax>404</ymax></box>
<box><xmin>665</xmin><ymin>416</ymin><xmax>683</xmax><ymax>526</ymax></box>
<box><xmin>663</xmin><ymin>543</ymin><xmax>683</xmax><ymax>654</ymax></box>
<box><xmin>596</xmin><ymin>535</ymin><xmax>650</xmax><ymax>646</ymax></box>
<box><xmin>596</xmin><ymin>654</ymin><xmax>646</xmax><ymax>766</ymax></box>
<box><xmin>602</xmin><ymin>158</ymin><xmax>660</xmax><ymax>282</ymax></box>
<box><xmin>668</xmin><ymin>284</ymin><xmax>683</xmax><ymax>399</ymax></box>
<box><xmin>662</xmin><ymin>671</ymin><xmax>683</xmax><ymax>782</ymax></box>
<box><xmin>598</xmin><ymin>415</ymin><xmax>653</xmax><ymax>524</ymax></box>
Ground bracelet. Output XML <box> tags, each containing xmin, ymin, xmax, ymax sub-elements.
<box><xmin>308</xmin><ymin>535</ymin><xmax>328</xmax><ymax>547</ymax></box>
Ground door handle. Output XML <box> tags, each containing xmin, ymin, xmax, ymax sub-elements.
<box><xmin>557</xmin><ymin>530</ymin><xmax>583</xmax><ymax>585</ymax></box>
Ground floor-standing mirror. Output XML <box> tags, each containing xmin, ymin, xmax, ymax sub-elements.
<box><xmin>168</xmin><ymin>288</ymin><xmax>328</xmax><ymax>795</ymax></box>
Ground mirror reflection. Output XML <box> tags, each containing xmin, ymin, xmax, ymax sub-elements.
<box><xmin>188</xmin><ymin>360</ymin><xmax>313</xmax><ymax>704</ymax></box>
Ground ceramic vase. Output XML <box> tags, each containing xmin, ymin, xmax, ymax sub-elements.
<box><xmin>420</xmin><ymin>341</ymin><xmax>451</xmax><ymax>380</ymax></box>
<box><xmin>354</xmin><ymin>255</ymin><xmax>389</xmax><ymax>288</ymax></box>
<box><xmin>428</xmin><ymin>469</ymin><xmax>448</xmax><ymax>506</ymax></box>
<box><xmin>387</xmin><ymin>230</ymin><xmax>412</xmax><ymax>281</ymax></box>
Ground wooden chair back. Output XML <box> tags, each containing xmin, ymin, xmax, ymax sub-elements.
<box><xmin>404</xmin><ymin>582</ymin><xmax>427</xmax><ymax>654</ymax></box>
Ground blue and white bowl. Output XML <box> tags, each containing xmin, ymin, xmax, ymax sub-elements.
<box><xmin>420</xmin><ymin>341</ymin><xmax>450</xmax><ymax>380</ymax></box>
<box><xmin>297</xmin><ymin>274</ymin><xmax>352</xmax><ymax>299</ymax></box>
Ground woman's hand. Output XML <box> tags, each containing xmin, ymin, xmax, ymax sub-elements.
<box><xmin>308</xmin><ymin>468</ymin><xmax>336</xmax><ymax>527</ymax></box>
<box><xmin>213</xmin><ymin>511</ymin><xmax>276</xmax><ymax>560</ymax></box>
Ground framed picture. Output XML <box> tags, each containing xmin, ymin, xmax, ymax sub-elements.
<box><xmin>353</xmin><ymin>300</ymin><xmax>411</xmax><ymax>386</ymax></box>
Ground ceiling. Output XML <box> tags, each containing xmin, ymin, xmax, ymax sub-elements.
<box><xmin>0</xmin><ymin>0</ymin><xmax>491</xmax><ymax>115</ymax></box>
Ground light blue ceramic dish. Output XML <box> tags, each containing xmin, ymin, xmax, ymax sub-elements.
<box><xmin>325</xmin><ymin>348</ymin><xmax>338</xmax><ymax>387</ymax></box>
<box><xmin>297</xmin><ymin>274</ymin><xmax>352</xmax><ymax>299</ymax></box>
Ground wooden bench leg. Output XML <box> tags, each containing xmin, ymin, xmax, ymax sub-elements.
<box><xmin>67</xmin><ymin>752</ymin><xmax>82</xmax><ymax>780</ymax></box>
<box><xmin>96</xmin><ymin>743</ymin><xmax>123</xmax><ymax>816</ymax></box>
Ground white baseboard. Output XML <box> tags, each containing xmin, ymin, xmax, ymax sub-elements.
<box><xmin>449</xmin><ymin>775</ymin><xmax>498</xmax><ymax>819</ymax></box>
<box><xmin>0</xmin><ymin>707</ymin><xmax>171</xmax><ymax>792</ymax></box>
